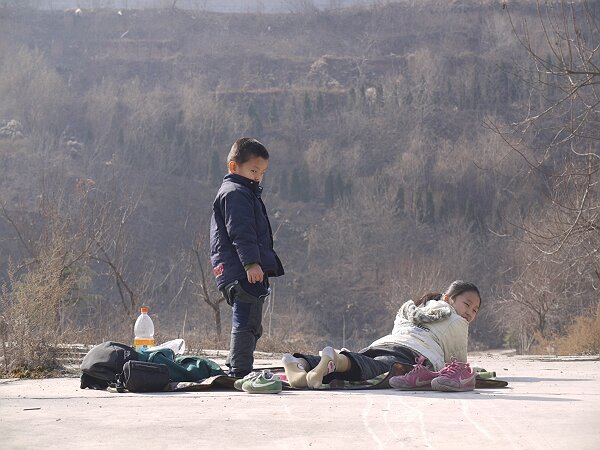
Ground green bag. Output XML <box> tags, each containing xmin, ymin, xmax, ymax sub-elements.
<box><xmin>138</xmin><ymin>348</ymin><xmax>225</xmax><ymax>382</ymax></box>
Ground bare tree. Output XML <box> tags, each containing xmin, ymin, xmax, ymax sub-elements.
<box><xmin>0</xmin><ymin>177</ymin><xmax>97</xmax><ymax>369</ymax></box>
<box><xmin>496</xmin><ymin>242</ymin><xmax>589</xmax><ymax>353</ymax></box>
<box><xmin>0</xmin><ymin>0</ymin><xmax>36</xmax><ymax>8</ymax></box>
<box><xmin>85</xmin><ymin>176</ymin><xmax>161</xmax><ymax>320</ymax></box>
<box><xmin>488</xmin><ymin>1</ymin><xmax>599</xmax><ymax>286</ymax></box>
<box><xmin>191</xmin><ymin>0</ymin><xmax>209</xmax><ymax>11</ymax></box>
<box><xmin>191</xmin><ymin>232</ymin><xmax>225</xmax><ymax>339</ymax></box>
<box><xmin>282</xmin><ymin>0</ymin><xmax>319</xmax><ymax>14</ymax></box>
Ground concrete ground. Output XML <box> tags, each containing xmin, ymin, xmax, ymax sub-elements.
<box><xmin>1</xmin><ymin>352</ymin><xmax>599</xmax><ymax>450</ymax></box>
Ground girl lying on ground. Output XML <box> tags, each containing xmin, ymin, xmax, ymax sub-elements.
<box><xmin>282</xmin><ymin>280</ymin><xmax>481</xmax><ymax>392</ymax></box>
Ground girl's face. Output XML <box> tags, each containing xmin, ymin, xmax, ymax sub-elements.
<box><xmin>444</xmin><ymin>291</ymin><xmax>480</xmax><ymax>323</ymax></box>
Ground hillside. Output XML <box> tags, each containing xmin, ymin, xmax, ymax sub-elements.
<box><xmin>0</xmin><ymin>1</ymin><xmax>597</xmax><ymax>356</ymax></box>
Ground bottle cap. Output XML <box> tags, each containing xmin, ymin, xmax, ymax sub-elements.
<box><xmin>140</xmin><ymin>306</ymin><xmax>149</xmax><ymax>314</ymax></box>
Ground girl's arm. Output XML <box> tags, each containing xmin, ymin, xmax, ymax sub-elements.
<box><xmin>391</xmin><ymin>300</ymin><xmax>416</xmax><ymax>333</ymax></box>
<box><xmin>438</xmin><ymin>315</ymin><xmax>469</xmax><ymax>363</ymax></box>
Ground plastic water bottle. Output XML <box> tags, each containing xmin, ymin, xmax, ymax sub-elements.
<box><xmin>133</xmin><ymin>306</ymin><xmax>155</xmax><ymax>351</ymax></box>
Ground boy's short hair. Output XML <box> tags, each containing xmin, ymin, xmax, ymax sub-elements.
<box><xmin>227</xmin><ymin>138</ymin><xmax>269</xmax><ymax>164</ymax></box>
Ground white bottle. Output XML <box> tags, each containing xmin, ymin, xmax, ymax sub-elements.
<box><xmin>133</xmin><ymin>306</ymin><xmax>155</xmax><ymax>351</ymax></box>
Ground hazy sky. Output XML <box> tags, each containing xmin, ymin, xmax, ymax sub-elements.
<box><xmin>37</xmin><ymin>0</ymin><xmax>393</xmax><ymax>13</ymax></box>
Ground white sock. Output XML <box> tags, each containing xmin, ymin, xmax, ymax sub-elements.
<box><xmin>282</xmin><ymin>353</ymin><xmax>309</xmax><ymax>388</ymax></box>
<box><xmin>306</xmin><ymin>347</ymin><xmax>338</xmax><ymax>389</ymax></box>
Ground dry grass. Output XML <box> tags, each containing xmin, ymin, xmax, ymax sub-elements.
<box><xmin>0</xmin><ymin>258</ymin><xmax>75</xmax><ymax>375</ymax></box>
<box><xmin>554</xmin><ymin>303</ymin><xmax>600</xmax><ymax>355</ymax></box>
<box><xmin>529</xmin><ymin>303</ymin><xmax>600</xmax><ymax>356</ymax></box>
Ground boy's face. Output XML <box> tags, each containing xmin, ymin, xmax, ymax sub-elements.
<box><xmin>229</xmin><ymin>156</ymin><xmax>269</xmax><ymax>184</ymax></box>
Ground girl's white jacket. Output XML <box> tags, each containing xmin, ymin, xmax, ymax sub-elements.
<box><xmin>368</xmin><ymin>299</ymin><xmax>469</xmax><ymax>371</ymax></box>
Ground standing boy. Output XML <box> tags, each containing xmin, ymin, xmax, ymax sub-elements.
<box><xmin>210</xmin><ymin>137</ymin><xmax>284</xmax><ymax>378</ymax></box>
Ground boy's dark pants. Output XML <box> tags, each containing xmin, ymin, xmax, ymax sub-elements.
<box><xmin>225</xmin><ymin>277</ymin><xmax>269</xmax><ymax>377</ymax></box>
<box><xmin>225</xmin><ymin>295</ymin><xmax>265</xmax><ymax>378</ymax></box>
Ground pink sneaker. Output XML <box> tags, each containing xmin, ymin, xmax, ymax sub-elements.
<box><xmin>389</xmin><ymin>357</ymin><xmax>439</xmax><ymax>390</ymax></box>
<box><xmin>431</xmin><ymin>359</ymin><xmax>476</xmax><ymax>392</ymax></box>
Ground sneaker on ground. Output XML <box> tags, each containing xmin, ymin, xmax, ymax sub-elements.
<box><xmin>242</xmin><ymin>370</ymin><xmax>282</xmax><ymax>394</ymax></box>
<box><xmin>430</xmin><ymin>359</ymin><xmax>476</xmax><ymax>392</ymax></box>
<box><xmin>233</xmin><ymin>371</ymin><xmax>261</xmax><ymax>391</ymax></box>
<box><xmin>389</xmin><ymin>356</ymin><xmax>439</xmax><ymax>390</ymax></box>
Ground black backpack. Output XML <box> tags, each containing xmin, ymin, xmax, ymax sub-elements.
<box><xmin>80</xmin><ymin>341</ymin><xmax>139</xmax><ymax>390</ymax></box>
<box><xmin>115</xmin><ymin>360</ymin><xmax>171</xmax><ymax>392</ymax></box>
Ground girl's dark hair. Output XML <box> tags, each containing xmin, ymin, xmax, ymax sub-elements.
<box><xmin>227</xmin><ymin>137</ymin><xmax>269</xmax><ymax>164</ymax></box>
<box><xmin>415</xmin><ymin>280</ymin><xmax>481</xmax><ymax>307</ymax></box>
<box><xmin>415</xmin><ymin>292</ymin><xmax>442</xmax><ymax>306</ymax></box>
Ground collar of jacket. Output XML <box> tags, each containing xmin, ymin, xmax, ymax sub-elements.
<box><xmin>400</xmin><ymin>299</ymin><xmax>453</xmax><ymax>324</ymax></box>
<box><xmin>225</xmin><ymin>173</ymin><xmax>263</xmax><ymax>197</ymax></box>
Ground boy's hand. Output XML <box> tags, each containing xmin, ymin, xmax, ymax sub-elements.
<box><xmin>245</xmin><ymin>263</ymin><xmax>264</xmax><ymax>283</ymax></box>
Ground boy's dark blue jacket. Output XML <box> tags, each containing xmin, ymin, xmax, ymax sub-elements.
<box><xmin>210</xmin><ymin>173</ymin><xmax>284</xmax><ymax>290</ymax></box>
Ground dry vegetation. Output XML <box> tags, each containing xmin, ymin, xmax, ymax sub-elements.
<box><xmin>0</xmin><ymin>0</ymin><xmax>598</xmax><ymax>374</ymax></box>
